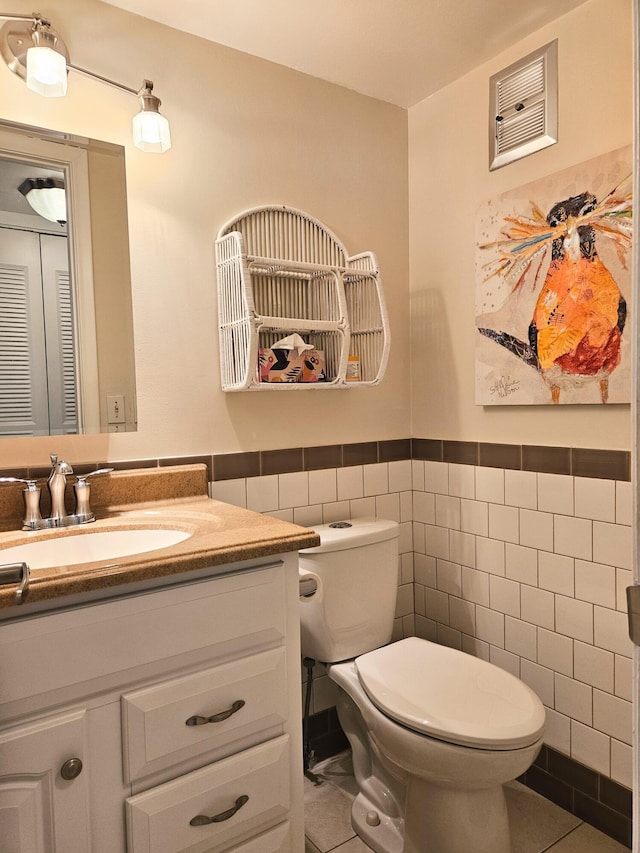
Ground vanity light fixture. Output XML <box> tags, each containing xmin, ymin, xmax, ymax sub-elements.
<box><xmin>0</xmin><ymin>12</ymin><xmax>171</xmax><ymax>152</ymax></box>
<box><xmin>18</xmin><ymin>176</ymin><xmax>67</xmax><ymax>225</ymax></box>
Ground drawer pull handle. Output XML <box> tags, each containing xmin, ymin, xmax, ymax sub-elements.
<box><xmin>185</xmin><ymin>699</ymin><xmax>245</xmax><ymax>727</ymax></box>
<box><xmin>190</xmin><ymin>794</ymin><xmax>249</xmax><ymax>826</ymax></box>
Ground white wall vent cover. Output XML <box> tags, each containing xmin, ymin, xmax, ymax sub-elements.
<box><xmin>489</xmin><ymin>40</ymin><xmax>558</xmax><ymax>170</ymax></box>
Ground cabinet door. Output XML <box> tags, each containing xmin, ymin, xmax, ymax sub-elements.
<box><xmin>0</xmin><ymin>709</ymin><xmax>90</xmax><ymax>853</ymax></box>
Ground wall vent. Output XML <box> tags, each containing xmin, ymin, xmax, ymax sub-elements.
<box><xmin>489</xmin><ymin>40</ymin><xmax>558</xmax><ymax>170</ymax></box>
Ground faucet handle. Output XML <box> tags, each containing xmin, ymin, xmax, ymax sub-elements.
<box><xmin>0</xmin><ymin>478</ymin><xmax>43</xmax><ymax>530</ymax></box>
<box><xmin>73</xmin><ymin>468</ymin><xmax>113</xmax><ymax>522</ymax></box>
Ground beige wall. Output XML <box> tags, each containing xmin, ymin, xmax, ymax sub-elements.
<box><xmin>0</xmin><ymin>0</ymin><xmax>410</xmax><ymax>467</ymax></box>
<box><xmin>409</xmin><ymin>0</ymin><xmax>633</xmax><ymax>449</ymax></box>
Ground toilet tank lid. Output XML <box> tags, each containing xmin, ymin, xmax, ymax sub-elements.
<box><xmin>300</xmin><ymin>517</ymin><xmax>399</xmax><ymax>554</ymax></box>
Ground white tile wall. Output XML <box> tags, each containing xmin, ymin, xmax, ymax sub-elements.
<box><xmin>214</xmin><ymin>455</ymin><xmax>633</xmax><ymax>788</ymax></box>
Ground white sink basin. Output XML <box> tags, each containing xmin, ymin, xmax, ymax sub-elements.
<box><xmin>0</xmin><ymin>528</ymin><xmax>191</xmax><ymax>570</ymax></box>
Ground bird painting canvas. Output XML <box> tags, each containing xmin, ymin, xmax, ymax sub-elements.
<box><xmin>475</xmin><ymin>147</ymin><xmax>632</xmax><ymax>405</ymax></box>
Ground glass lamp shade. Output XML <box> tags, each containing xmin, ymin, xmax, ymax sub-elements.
<box><xmin>19</xmin><ymin>179</ymin><xmax>67</xmax><ymax>225</ymax></box>
<box><xmin>132</xmin><ymin>109</ymin><xmax>171</xmax><ymax>153</ymax></box>
<box><xmin>26</xmin><ymin>45</ymin><xmax>68</xmax><ymax>97</ymax></box>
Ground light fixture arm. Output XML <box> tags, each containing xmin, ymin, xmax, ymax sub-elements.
<box><xmin>0</xmin><ymin>12</ymin><xmax>171</xmax><ymax>152</ymax></box>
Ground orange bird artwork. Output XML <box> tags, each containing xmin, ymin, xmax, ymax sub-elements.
<box><xmin>477</xmin><ymin>166</ymin><xmax>632</xmax><ymax>405</ymax></box>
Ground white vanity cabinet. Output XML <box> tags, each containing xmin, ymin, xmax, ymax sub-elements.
<box><xmin>0</xmin><ymin>554</ymin><xmax>304</xmax><ymax>853</ymax></box>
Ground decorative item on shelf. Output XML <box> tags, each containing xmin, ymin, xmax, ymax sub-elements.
<box><xmin>0</xmin><ymin>12</ymin><xmax>171</xmax><ymax>152</ymax></box>
<box><xmin>345</xmin><ymin>355</ymin><xmax>361</xmax><ymax>382</ymax></box>
<box><xmin>259</xmin><ymin>334</ymin><xmax>326</xmax><ymax>383</ymax></box>
<box><xmin>215</xmin><ymin>205</ymin><xmax>390</xmax><ymax>391</ymax></box>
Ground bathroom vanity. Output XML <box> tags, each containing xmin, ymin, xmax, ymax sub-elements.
<box><xmin>0</xmin><ymin>464</ymin><xmax>318</xmax><ymax>853</ymax></box>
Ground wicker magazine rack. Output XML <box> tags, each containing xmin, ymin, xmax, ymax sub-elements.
<box><xmin>215</xmin><ymin>205</ymin><xmax>390</xmax><ymax>391</ymax></box>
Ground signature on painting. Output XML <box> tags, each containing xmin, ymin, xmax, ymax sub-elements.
<box><xmin>490</xmin><ymin>376</ymin><xmax>520</xmax><ymax>399</ymax></box>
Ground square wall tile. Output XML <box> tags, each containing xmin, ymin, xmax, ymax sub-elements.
<box><xmin>475</xmin><ymin>605</ymin><xmax>505</xmax><ymax>647</ymax></box>
<box><xmin>437</xmin><ymin>623</ymin><xmax>462</xmax><ymax>649</ymax></box>
<box><xmin>448</xmin><ymin>463</ymin><xmax>475</xmax><ymax>498</ymax></box>
<box><xmin>574</xmin><ymin>559</ymin><xmax>616</xmax><ymax>609</ymax></box>
<box><xmin>462</xmin><ymin>634</ymin><xmax>490</xmax><ymax>660</ymax></box>
<box><xmin>488</xmin><ymin>504</ymin><xmax>519</xmax><ymax>543</ymax></box>
<box><xmin>594</xmin><ymin>606</ymin><xmax>633</xmax><ymax>658</ymax></box>
<box><xmin>460</xmin><ymin>499</ymin><xmax>489</xmax><ymax>536</ymax></box>
<box><xmin>461</xmin><ymin>566</ymin><xmax>490</xmax><ymax>606</ymax></box>
<box><xmin>554</xmin><ymin>515</ymin><xmax>592</xmax><ymax>561</ymax></box>
<box><xmin>538</xmin><ymin>628</ymin><xmax>573</xmax><ymax>676</ymax></box>
<box><xmin>555</xmin><ymin>674</ymin><xmax>592</xmax><ymax>725</ymax></box>
<box><xmin>504</xmin><ymin>616</ymin><xmax>537</xmax><ymax>661</ymax></box>
<box><xmin>350</xmin><ymin>497</ymin><xmax>376</xmax><ymax>517</ymax></box>
<box><xmin>412</xmin><ymin>460</ymin><xmax>425</xmax><ymax>491</ymax></box>
<box><xmin>611</xmin><ymin>739</ymin><xmax>632</xmax><ymax>789</ymax></box>
<box><xmin>424</xmin><ymin>524</ymin><xmax>450</xmax><ymax>560</ymax></box>
<box><xmin>435</xmin><ymin>494</ymin><xmax>461</xmax><ymax>529</ymax></box>
<box><xmin>309</xmin><ymin>469</ymin><xmax>337</xmax><ymax>505</ymax></box>
<box><xmin>538</xmin><ymin>473</ymin><xmax>574</xmax><ymax>515</ymax></box>
<box><xmin>490</xmin><ymin>646</ymin><xmax>520</xmax><ymax>677</ymax></box>
<box><xmin>574</xmin><ymin>477</ymin><xmax>615</xmax><ymax>522</ymax></box>
<box><xmin>413</xmin><ymin>490</ymin><xmax>436</xmax><ymax>524</ymax></box>
<box><xmin>573</xmin><ymin>641</ymin><xmax>614</xmax><ymax>693</ymax></box>
<box><xmin>450</xmin><ymin>530</ymin><xmax>476</xmax><ymax>568</ymax></box>
<box><xmin>571</xmin><ymin>720</ymin><xmax>610</xmax><ymax>777</ymax></box>
<box><xmin>414</xmin><ymin>553</ymin><xmax>437</xmax><ymax>587</ymax></box>
<box><xmin>593</xmin><ymin>690</ymin><xmax>632</xmax><ymax>745</ymax></box>
<box><xmin>323</xmin><ymin>501</ymin><xmax>351</xmax><ymax>523</ymax></box>
<box><xmin>538</xmin><ymin>551</ymin><xmax>574</xmax><ymax>597</ymax></box>
<box><xmin>337</xmin><ymin>466</ymin><xmax>364</xmax><ymax>501</ymax></box>
<box><xmin>519</xmin><ymin>509</ymin><xmax>554</xmax><ymax>552</ymax></box>
<box><xmin>593</xmin><ymin>521</ymin><xmax>632</xmax><ymax>570</ymax></box>
<box><xmin>543</xmin><ymin>708</ymin><xmax>571</xmax><ymax>754</ymax></box>
<box><xmin>278</xmin><ymin>471</ymin><xmax>309</xmax><ymax>509</ymax></box>
<box><xmin>400</xmin><ymin>491</ymin><xmax>413</xmax><ymax>522</ymax></box>
<box><xmin>389</xmin><ymin>459</ymin><xmax>412</xmax><ymax>492</ymax></box>
<box><xmin>505</xmin><ymin>543</ymin><xmax>537</xmax><ymax>586</ymax></box>
<box><xmin>520</xmin><ymin>659</ymin><xmax>554</xmax><ymax>706</ymax></box>
<box><xmin>246</xmin><ymin>475</ymin><xmax>279</xmax><ymax>512</ymax></box>
<box><xmin>615</xmin><ymin>481</ymin><xmax>632</xmax><ymax>526</ymax></box>
<box><xmin>294</xmin><ymin>504</ymin><xmax>323</xmax><ymax>527</ymax></box>
<box><xmin>376</xmin><ymin>492</ymin><xmax>401</xmax><ymax>521</ymax></box>
<box><xmin>475</xmin><ymin>466</ymin><xmax>505</xmax><ymax>504</ymax></box>
<box><xmin>476</xmin><ymin>536</ymin><xmax>505</xmax><ymax>576</ymax></box>
<box><xmin>614</xmin><ymin>654</ymin><xmax>632</xmax><ymax>701</ymax></box>
<box><xmin>490</xmin><ymin>576</ymin><xmax>520</xmax><ymax>617</ymax></box>
<box><xmin>436</xmin><ymin>559</ymin><xmax>462</xmax><ymax>596</ymax></box>
<box><xmin>363</xmin><ymin>463</ymin><xmax>389</xmax><ymax>497</ymax></box>
<box><xmin>449</xmin><ymin>597</ymin><xmax>476</xmax><ymax>635</ymax></box>
<box><xmin>555</xmin><ymin>596</ymin><xmax>594</xmax><ymax>644</ymax></box>
<box><xmin>211</xmin><ymin>477</ymin><xmax>247</xmax><ymax>507</ymax></box>
<box><xmin>504</xmin><ymin>469</ymin><xmax>537</xmax><ymax>510</ymax></box>
<box><xmin>616</xmin><ymin>568</ymin><xmax>632</xmax><ymax>612</ymax></box>
<box><xmin>395</xmin><ymin>583</ymin><xmax>414</xmax><ymax>618</ymax></box>
<box><xmin>425</xmin><ymin>588</ymin><xmax>449</xmax><ymax>624</ymax></box>
<box><xmin>424</xmin><ymin>461</ymin><xmax>448</xmax><ymax>495</ymax></box>
<box><xmin>521</xmin><ymin>585</ymin><xmax>555</xmax><ymax>630</ymax></box>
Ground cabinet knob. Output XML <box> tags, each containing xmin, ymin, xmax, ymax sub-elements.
<box><xmin>60</xmin><ymin>757</ymin><xmax>83</xmax><ymax>780</ymax></box>
<box><xmin>185</xmin><ymin>698</ymin><xmax>245</xmax><ymax>726</ymax></box>
<box><xmin>190</xmin><ymin>794</ymin><xmax>249</xmax><ymax>826</ymax></box>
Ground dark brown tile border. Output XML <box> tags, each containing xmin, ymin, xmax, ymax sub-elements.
<box><xmin>522</xmin><ymin>445</ymin><xmax>572</xmax><ymax>476</ymax></box>
<box><xmin>0</xmin><ymin>438</ymin><xmax>630</xmax><ymax>484</ymax></box>
<box><xmin>478</xmin><ymin>443</ymin><xmax>522</xmax><ymax>470</ymax></box>
<box><xmin>571</xmin><ymin>448</ymin><xmax>630</xmax><ymax>481</ymax></box>
<box><xmin>343</xmin><ymin>442</ymin><xmax>379</xmax><ymax>467</ymax></box>
<box><xmin>261</xmin><ymin>448</ymin><xmax>304</xmax><ymax>476</ymax></box>
<box><xmin>443</xmin><ymin>440</ymin><xmax>478</xmax><ymax>466</ymax></box>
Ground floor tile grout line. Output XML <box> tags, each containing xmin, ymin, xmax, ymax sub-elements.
<box><xmin>539</xmin><ymin>820</ymin><xmax>585</xmax><ymax>852</ymax></box>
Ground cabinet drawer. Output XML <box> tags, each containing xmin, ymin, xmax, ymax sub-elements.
<box><xmin>224</xmin><ymin>821</ymin><xmax>291</xmax><ymax>852</ymax></box>
<box><xmin>122</xmin><ymin>648</ymin><xmax>288</xmax><ymax>783</ymax></box>
<box><xmin>126</xmin><ymin>734</ymin><xmax>290</xmax><ymax>853</ymax></box>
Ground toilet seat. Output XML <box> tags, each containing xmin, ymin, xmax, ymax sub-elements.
<box><xmin>355</xmin><ymin>637</ymin><xmax>545</xmax><ymax>750</ymax></box>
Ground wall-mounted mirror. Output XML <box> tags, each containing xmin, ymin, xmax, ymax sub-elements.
<box><xmin>0</xmin><ymin>119</ymin><xmax>136</xmax><ymax>436</ymax></box>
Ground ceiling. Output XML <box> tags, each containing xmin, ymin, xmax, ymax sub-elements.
<box><xmin>102</xmin><ymin>0</ymin><xmax>589</xmax><ymax>108</ymax></box>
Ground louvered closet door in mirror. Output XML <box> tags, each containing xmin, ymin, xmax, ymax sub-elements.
<box><xmin>0</xmin><ymin>227</ymin><xmax>76</xmax><ymax>436</ymax></box>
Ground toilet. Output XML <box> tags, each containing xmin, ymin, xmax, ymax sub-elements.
<box><xmin>299</xmin><ymin>518</ymin><xmax>545</xmax><ymax>853</ymax></box>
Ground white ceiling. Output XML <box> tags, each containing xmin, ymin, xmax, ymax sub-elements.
<box><xmin>102</xmin><ymin>0</ymin><xmax>589</xmax><ymax>108</ymax></box>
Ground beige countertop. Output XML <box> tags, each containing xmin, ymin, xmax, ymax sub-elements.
<box><xmin>0</xmin><ymin>465</ymin><xmax>320</xmax><ymax>613</ymax></box>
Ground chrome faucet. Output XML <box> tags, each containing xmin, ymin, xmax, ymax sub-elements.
<box><xmin>0</xmin><ymin>454</ymin><xmax>113</xmax><ymax>530</ymax></box>
<box><xmin>48</xmin><ymin>453</ymin><xmax>74</xmax><ymax>522</ymax></box>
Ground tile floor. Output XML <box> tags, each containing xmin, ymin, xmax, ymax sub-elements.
<box><xmin>304</xmin><ymin>753</ymin><xmax>631</xmax><ymax>853</ymax></box>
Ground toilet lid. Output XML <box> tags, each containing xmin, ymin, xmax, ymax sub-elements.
<box><xmin>355</xmin><ymin>637</ymin><xmax>545</xmax><ymax>750</ymax></box>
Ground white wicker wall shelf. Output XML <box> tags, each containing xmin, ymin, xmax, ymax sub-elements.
<box><xmin>215</xmin><ymin>206</ymin><xmax>390</xmax><ymax>391</ymax></box>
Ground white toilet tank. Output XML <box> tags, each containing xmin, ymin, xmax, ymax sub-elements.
<box><xmin>299</xmin><ymin>518</ymin><xmax>400</xmax><ymax>663</ymax></box>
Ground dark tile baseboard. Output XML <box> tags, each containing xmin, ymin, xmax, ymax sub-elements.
<box><xmin>520</xmin><ymin>745</ymin><xmax>632</xmax><ymax>848</ymax></box>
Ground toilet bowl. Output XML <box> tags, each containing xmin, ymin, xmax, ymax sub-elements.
<box><xmin>299</xmin><ymin>519</ymin><xmax>546</xmax><ymax>853</ymax></box>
